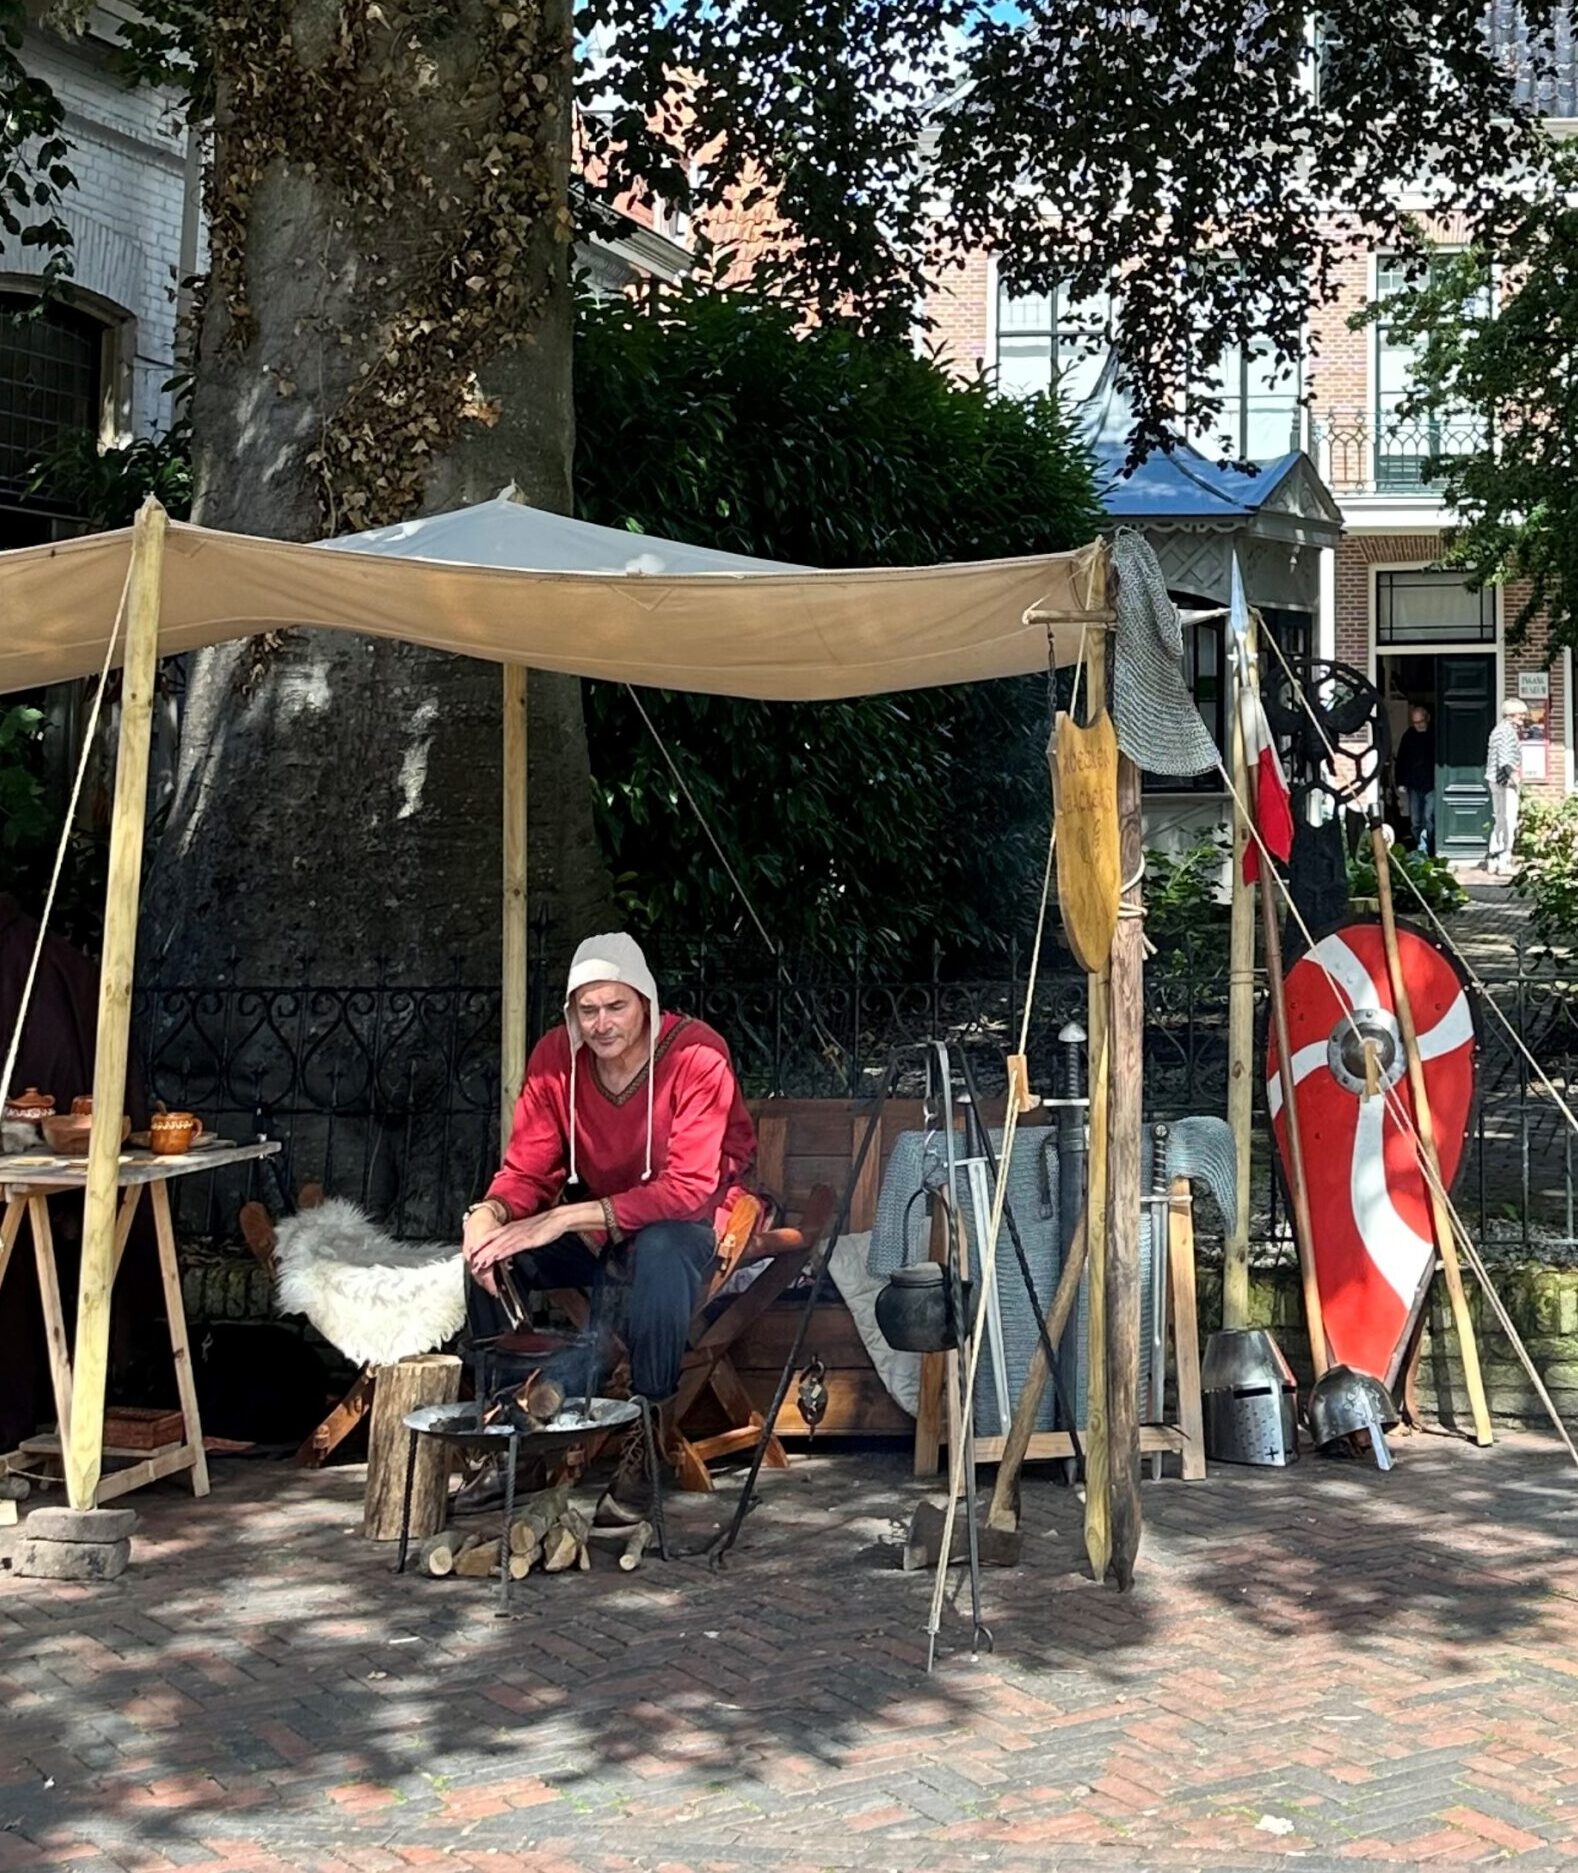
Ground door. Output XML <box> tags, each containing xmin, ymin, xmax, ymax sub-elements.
<box><xmin>1435</xmin><ymin>654</ymin><xmax>1495</xmax><ymax>860</ymax></box>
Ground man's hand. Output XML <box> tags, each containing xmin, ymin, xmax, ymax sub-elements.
<box><xmin>462</xmin><ymin>1200</ymin><xmax>509</xmax><ymax>1296</ymax></box>
<box><xmin>466</xmin><ymin>1210</ymin><xmax>577</xmax><ymax>1296</ymax></box>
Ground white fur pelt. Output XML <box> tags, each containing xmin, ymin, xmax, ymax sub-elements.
<box><xmin>273</xmin><ymin>1196</ymin><xmax>465</xmax><ymax>1367</ymax></box>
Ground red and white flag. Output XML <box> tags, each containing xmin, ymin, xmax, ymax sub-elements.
<box><xmin>1230</xmin><ymin>555</ymin><xmax>1294</xmax><ymax>885</ymax></box>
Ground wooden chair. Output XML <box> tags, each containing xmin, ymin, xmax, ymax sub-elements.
<box><xmin>665</xmin><ymin>1109</ymin><xmax>837</xmax><ymax>1490</ymax></box>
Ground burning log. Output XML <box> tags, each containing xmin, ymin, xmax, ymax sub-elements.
<box><xmin>480</xmin><ymin>1371</ymin><xmax>566</xmax><ymax>1433</ymax></box>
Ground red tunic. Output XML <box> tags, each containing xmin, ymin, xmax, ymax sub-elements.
<box><xmin>487</xmin><ymin>1011</ymin><xmax>756</xmax><ymax>1241</ymax></box>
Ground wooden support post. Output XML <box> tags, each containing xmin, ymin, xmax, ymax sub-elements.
<box><xmin>66</xmin><ymin>496</ymin><xmax>167</xmax><ymax>1512</ymax></box>
<box><xmin>1253</xmin><ymin>769</ymin><xmax>1329</xmax><ymax>1377</ymax></box>
<box><xmin>1105</xmin><ymin>751</ymin><xmax>1144</xmax><ymax>1591</ymax></box>
<box><xmin>30</xmin><ymin>1196</ymin><xmax>74</xmax><ymax>1446</ymax></box>
<box><xmin>1371</xmin><ymin>826</ymin><xmax>1493</xmax><ymax>1445</ymax></box>
<box><xmin>1081</xmin><ymin>628</ymin><xmax>1112</xmax><ymax>1584</ymax></box>
<box><xmin>501</xmin><ymin>664</ymin><xmax>529</xmax><ymax>1157</ymax></box>
<box><xmin>1224</xmin><ymin>621</ymin><xmax>1255</xmax><ymax>1330</ymax></box>
<box><xmin>363</xmin><ymin>1353</ymin><xmax>462</xmax><ymax>1541</ymax></box>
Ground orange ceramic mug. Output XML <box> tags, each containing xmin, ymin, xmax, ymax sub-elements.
<box><xmin>150</xmin><ymin>1111</ymin><xmax>202</xmax><ymax>1156</ymax></box>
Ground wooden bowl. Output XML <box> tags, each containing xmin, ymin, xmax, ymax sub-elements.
<box><xmin>41</xmin><ymin>1113</ymin><xmax>131</xmax><ymax>1158</ymax></box>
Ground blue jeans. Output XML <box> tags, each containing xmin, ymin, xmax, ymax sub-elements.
<box><xmin>466</xmin><ymin>1220</ymin><xmax>716</xmax><ymax>1401</ymax></box>
<box><xmin>1408</xmin><ymin>787</ymin><xmax>1434</xmax><ymax>855</ymax></box>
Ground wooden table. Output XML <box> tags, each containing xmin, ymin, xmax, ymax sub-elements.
<box><xmin>0</xmin><ymin>1141</ymin><xmax>281</xmax><ymax>1505</ymax></box>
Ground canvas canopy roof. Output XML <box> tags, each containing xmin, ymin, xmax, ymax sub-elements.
<box><xmin>0</xmin><ymin>492</ymin><xmax>1111</xmax><ymax>701</ymax></box>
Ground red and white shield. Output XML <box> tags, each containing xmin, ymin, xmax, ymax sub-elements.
<box><xmin>1267</xmin><ymin>918</ymin><xmax>1476</xmax><ymax>1385</ymax></box>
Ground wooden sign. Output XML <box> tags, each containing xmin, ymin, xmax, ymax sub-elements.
<box><xmin>1052</xmin><ymin>709</ymin><xmax>1121</xmax><ymax>972</ymax></box>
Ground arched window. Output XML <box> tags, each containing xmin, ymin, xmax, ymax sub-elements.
<box><xmin>0</xmin><ymin>291</ymin><xmax>107</xmax><ymax>547</ymax></box>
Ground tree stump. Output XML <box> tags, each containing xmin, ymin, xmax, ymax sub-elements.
<box><xmin>362</xmin><ymin>1353</ymin><xmax>461</xmax><ymax>1542</ymax></box>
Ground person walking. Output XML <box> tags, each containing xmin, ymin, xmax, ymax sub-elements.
<box><xmin>1394</xmin><ymin>703</ymin><xmax>1437</xmax><ymax>856</ymax></box>
<box><xmin>1486</xmin><ymin>699</ymin><xmax>1528</xmax><ymax>876</ymax></box>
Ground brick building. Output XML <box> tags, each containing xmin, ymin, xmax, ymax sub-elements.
<box><xmin>922</xmin><ymin>193</ymin><xmax>1577</xmax><ymax>862</ymax></box>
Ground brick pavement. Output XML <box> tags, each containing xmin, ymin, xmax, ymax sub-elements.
<box><xmin>4</xmin><ymin>1432</ymin><xmax>1578</xmax><ymax>1872</ymax></box>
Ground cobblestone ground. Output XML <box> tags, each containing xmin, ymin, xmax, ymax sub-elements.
<box><xmin>4</xmin><ymin>1432</ymin><xmax>1578</xmax><ymax>1873</ymax></box>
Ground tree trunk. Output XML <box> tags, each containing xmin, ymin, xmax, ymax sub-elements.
<box><xmin>142</xmin><ymin>0</ymin><xmax>609</xmax><ymax>991</ymax></box>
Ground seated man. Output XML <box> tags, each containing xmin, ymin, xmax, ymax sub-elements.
<box><xmin>462</xmin><ymin>932</ymin><xmax>756</xmax><ymax>1523</ymax></box>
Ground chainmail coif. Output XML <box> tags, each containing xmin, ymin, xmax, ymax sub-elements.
<box><xmin>1110</xmin><ymin>528</ymin><xmax>1221</xmax><ymax>778</ymax></box>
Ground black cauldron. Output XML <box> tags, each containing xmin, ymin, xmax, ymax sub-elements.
<box><xmin>874</xmin><ymin>1263</ymin><xmax>979</xmax><ymax>1353</ymax></box>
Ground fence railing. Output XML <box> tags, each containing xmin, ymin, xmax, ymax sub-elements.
<box><xmin>132</xmin><ymin>945</ymin><xmax>1578</xmax><ymax>1260</ymax></box>
<box><xmin>1312</xmin><ymin>407</ymin><xmax>1490</xmax><ymax>497</ymax></box>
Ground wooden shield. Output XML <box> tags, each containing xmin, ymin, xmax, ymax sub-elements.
<box><xmin>1052</xmin><ymin>709</ymin><xmax>1121</xmax><ymax>972</ymax></box>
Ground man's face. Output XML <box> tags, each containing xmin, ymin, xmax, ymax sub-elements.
<box><xmin>1410</xmin><ymin>708</ymin><xmax>1429</xmax><ymax>732</ymax></box>
<box><xmin>574</xmin><ymin>981</ymin><xmax>647</xmax><ymax>1060</ymax></box>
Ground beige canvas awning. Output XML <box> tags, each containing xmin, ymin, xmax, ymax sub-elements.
<box><xmin>0</xmin><ymin>496</ymin><xmax>1112</xmax><ymax>701</ymax></box>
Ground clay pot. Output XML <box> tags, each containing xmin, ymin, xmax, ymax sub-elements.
<box><xmin>42</xmin><ymin>1112</ymin><xmax>131</xmax><ymax>1158</ymax></box>
<box><xmin>149</xmin><ymin>1111</ymin><xmax>202</xmax><ymax>1156</ymax></box>
<box><xmin>3</xmin><ymin>1087</ymin><xmax>55</xmax><ymax>1124</ymax></box>
<box><xmin>70</xmin><ymin>1095</ymin><xmax>94</xmax><ymax>1117</ymax></box>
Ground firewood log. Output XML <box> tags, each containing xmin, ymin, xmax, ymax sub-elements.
<box><xmin>417</xmin><ymin>1530</ymin><xmax>463</xmax><ymax>1577</ymax></box>
<box><xmin>542</xmin><ymin>1507</ymin><xmax>590</xmax><ymax>1573</ymax></box>
<box><xmin>453</xmin><ymin>1538</ymin><xmax>499</xmax><ymax>1578</ymax></box>
<box><xmin>506</xmin><ymin>1549</ymin><xmax>534</xmax><ymax>1581</ymax></box>
<box><xmin>508</xmin><ymin>1481</ymin><xmax>570</xmax><ymax>1550</ymax></box>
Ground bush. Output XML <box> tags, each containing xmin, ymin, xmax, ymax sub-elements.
<box><xmin>1347</xmin><ymin>841</ymin><xmax>1468</xmax><ymax>919</ymax></box>
<box><xmin>1514</xmin><ymin>796</ymin><xmax>1578</xmax><ymax>945</ymax></box>
<box><xmin>1143</xmin><ymin>837</ymin><xmax>1230</xmax><ymax>975</ymax></box>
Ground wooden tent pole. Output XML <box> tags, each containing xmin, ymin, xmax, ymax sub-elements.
<box><xmin>1080</xmin><ymin>628</ymin><xmax>1112</xmax><ymax>1584</ymax></box>
<box><xmin>501</xmin><ymin>665</ymin><xmax>529</xmax><ymax>1156</ymax></box>
<box><xmin>1371</xmin><ymin>824</ymin><xmax>1493</xmax><ymax>1445</ymax></box>
<box><xmin>1105</xmin><ymin>749</ymin><xmax>1145</xmax><ymax>1590</ymax></box>
<box><xmin>1253</xmin><ymin>768</ymin><xmax>1330</xmax><ymax>1377</ymax></box>
<box><xmin>66</xmin><ymin>496</ymin><xmax>167</xmax><ymax>1512</ymax></box>
<box><xmin>1223</xmin><ymin>618</ymin><xmax>1255</xmax><ymax>1329</ymax></box>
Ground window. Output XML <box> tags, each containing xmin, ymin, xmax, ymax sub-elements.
<box><xmin>0</xmin><ymin>292</ymin><xmax>105</xmax><ymax>548</ymax></box>
<box><xmin>1376</xmin><ymin>569</ymin><xmax>1495</xmax><ymax>646</ymax></box>
<box><xmin>1183</xmin><ymin>262</ymin><xmax>1303</xmax><ymax>464</ymax></box>
<box><xmin>1143</xmin><ymin>616</ymin><xmax>1226</xmax><ymax>792</ymax></box>
<box><xmin>1374</xmin><ymin>254</ymin><xmax>1490</xmax><ymax>491</ymax></box>
<box><xmin>994</xmin><ymin>274</ymin><xmax>1112</xmax><ymax>405</ymax></box>
<box><xmin>1185</xmin><ymin>339</ymin><xmax>1302</xmax><ymax>463</ymax></box>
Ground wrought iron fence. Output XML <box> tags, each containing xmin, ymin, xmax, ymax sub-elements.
<box><xmin>1312</xmin><ymin>407</ymin><xmax>1490</xmax><ymax>497</ymax></box>
<box><xmin>132</xmin><ymin>941</ymin><xmax>1578</xmax><ymax>1261</ymax></box>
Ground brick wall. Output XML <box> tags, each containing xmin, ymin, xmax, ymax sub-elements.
<box><xmin>925</xmin><ymin>248</ymin><xmax>991</xmax><ymax>379</ymax></box>
<box><xmin>1337</xmin><ymin>534</ymin><xmax>1568</xmax><ymax>799</ymax></box>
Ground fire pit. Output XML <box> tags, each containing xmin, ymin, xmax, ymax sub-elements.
<box><xmin>394</xmin><ymin>1394</ymin><xmax>663</xmax><ymax>1614</ymax></box>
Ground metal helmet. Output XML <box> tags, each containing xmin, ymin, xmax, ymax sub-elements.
<box><xmin>1307</xmin><ymin>1364</ymin><xmax>1400</xmax><ymax>1470</ymax></box>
